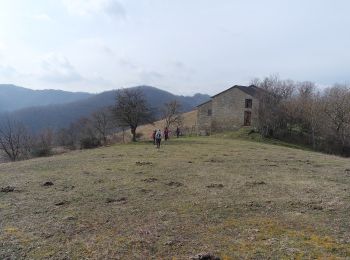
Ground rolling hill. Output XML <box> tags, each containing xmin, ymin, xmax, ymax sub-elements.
<box><xmin>0</xmin><ymin>84</ymin><xmax>92</xmax><ymax>112</ymax></box>
<box><xmin>0</xmin><ymin>85</ymin><xmax>210</xmax><ymax>133</ymax></box>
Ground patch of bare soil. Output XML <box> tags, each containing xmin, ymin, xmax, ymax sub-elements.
<box><xmin>136</xmin><ymin>161</ymin><xmax>153</xmax><ymax>166</ymax></box>
<box><xmin>143</xmin><ymin>178</ymin><xmax>158</xmax><ymax>183</ymax></box>
<box><xmin>261</xmin><ymin>164</ymin><xmax>278</xmax><ymax>167</ymax></box>
<box><xmin>205</xmin><ymin>158</ymin><xmax>225</xmax><ymax>163</ymax></box>
<box><xmin>105</xmin><ymin>198</ymin><xmax>116</xmax><ymax>203</ymax></box>
<box><xmin>1</xmin><ymin>186</ymin><xmax>15</xmax><ymax>192</ymax></box>
<box><xmin>166</xmin><ymin>181</ymin><xmax>183</xmax><ymax>187</ymax></box>
<box><xmin>140</xmin><ymin>188</ymin><xmax>152</xmax><ymax>193</ymax></box>
<box><xmin>62</xmin><ymin>185</ymin><xmax>75</xmax><ymax>191</ymax></box>
<box><xmin>106</xmin><ymin>197</ymin><xmax>127</xmax><ymax>204</ymax></box>
<box><xmin>245</xmin><ymin>181</ymin><xmax>267</xmax><ymax>187</ymax></box>
<box><xmin>55</xmin><ymin>200</ymin><xmax>69</xmax><ymax>206</ymax></box>
<box><xmin>191</xmin><ymin>252</ymin><xmax>221</xmax><ymax>260</ymax></box>
<box><xmin>42</xmin><ymin>181</ymin><xmax>54</xmax><ymax>186</ymax></box>
<box><xmin>245</xmin><ymin>201</ymin><xmax>264</xmax><ymax>209</ymax></box>
<box><xmin>206</xmin><ymin>183</ymin><xmax>224</xmax><ymax>188</ymax></box>
<box><xmin>289</xmin><ymin>200</ymin><xmax>324</xmax><ymax>212</ymax></box>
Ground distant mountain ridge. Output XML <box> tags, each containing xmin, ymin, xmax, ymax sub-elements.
<box><xmin>0</xmin><ymin>84</ymin><xmax>93</xmax><ymax>112</ymax></box>
<box><xmin>0</xmin><ymin>85</ymin><xmax>210</xmax><ymax>132</ymax></box>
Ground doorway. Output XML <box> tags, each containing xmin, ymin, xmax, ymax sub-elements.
<box><xmin>244</xmin><ymin>111</ymin><xmax>251</xmax><ymax>126</ymax></box>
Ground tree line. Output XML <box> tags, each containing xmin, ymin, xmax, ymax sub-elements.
<box><xmin>2</xmin><ymin>78</ymin><xmax>348</xmax><ymax>161</ymax></box>
<box><xmin>0</xmin><ymin>89</ymin><xmax>183</xmax><ymax>162</ymax></box>
<box><xmin>253</xmin><ymin>76</ymin><xmax>350</xmax><ymax>156</ymax></box>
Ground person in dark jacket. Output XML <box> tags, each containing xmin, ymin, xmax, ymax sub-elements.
<box><xmin>164</xmin><ymin>127</ymin><xmax>169</xmax><ymax>141</ymax></box>
<box><xmin>176</xmin><ymin>127</ymin><xmax>180</xmax><ymax>138</ymax></box>
<box><xmin>152</xmin><ymin>130</ymin><xmax>156</xmax><ymax>145</ymax></box>
<box><xmin>155</xmin><ymin>129</ymin><xmax>162</xmax><ymax>148</ymax></box>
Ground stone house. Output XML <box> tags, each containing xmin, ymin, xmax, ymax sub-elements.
<box><xmin>197</xmin><ymin>85</ymin><xmax>260</xmax><ymax>134</ymax></box>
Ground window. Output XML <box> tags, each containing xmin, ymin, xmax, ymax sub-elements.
<box><xmin>245</xmin><ymin>99</ymin><xmax>252</xmax><ymax>108</ymax></box>
<box><xmin>207</xmin><ymin>109</ymin><xmax>212</xmax><ymax>116</ymax></box>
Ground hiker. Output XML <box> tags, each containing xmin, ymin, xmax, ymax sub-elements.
<box><xmin>152</xmin><ymin>129</ymin><xmax>156</xmax><ymax>145</ymax></box>
<box><xmin>164</xmin><ymin>127</ymin><xmax>169</xmax><ymax>141</ymax></box>
<box><xmin>176</xmin><ymin>127</ymin><xmax>180</xmax><ymax>138</ymax></box>
<box><xmin>155</xmin><ymin>129</ymin><xmax>162</xmax><ymax>148</ymax></box>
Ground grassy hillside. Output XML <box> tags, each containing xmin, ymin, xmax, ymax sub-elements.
<box><xmin>1</xmin><ymin>137</ymin><xmax>350</xmax><ymax>259</ymax></box>
<box><xmin>137</xmin><ymin>110</ymin><xmax>198</xmax><ymax>140</ymax></box>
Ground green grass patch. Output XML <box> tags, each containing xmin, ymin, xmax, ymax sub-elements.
<box><xmin>217</xmin><ymin>128</ymin><xmax>312</xmax><ymax>151</ymax></box>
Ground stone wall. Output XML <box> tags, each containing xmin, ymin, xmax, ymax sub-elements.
<box><xmin>197</xmin><ymin>101</ymin><xmax>212</xmax><ymax>135</ymax></box>
<box><xmin>197</xmin><ymin>87</ymin><xmax>259</xmax><ymax>134</ymax></box>
<box><xmin>211</xmin><ymin>88</ymin><xmax>258</xmax><ymax>131</ymax></box>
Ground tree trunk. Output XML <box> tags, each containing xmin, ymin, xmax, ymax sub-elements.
<box><xmin>311</xmin><ymin>126</ymin><xmax>316</xmax><ymax>150</ymax></box>
<box><xmin>131</xmin><ymin>127</ymin><xmax>137</xmax><ymax>142</ymax></box>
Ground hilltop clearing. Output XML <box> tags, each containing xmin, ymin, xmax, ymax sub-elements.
<box><xmin>0</xmin><ymin>137</ymin><xmax>350</xmax><ymax>259</ymax></box>
<box><xmin>137</xmin><ymin>110</ymin><xmax>198</xmax><ymax>140</ymax></box>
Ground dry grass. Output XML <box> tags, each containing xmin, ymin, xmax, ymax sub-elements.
<box><xmin>128</xmin><ymin>110</ymin><xmax>197</xmax><ymax>142</ymax></box>
<box><xmin>1</xmin><ymin>136</ymin><xmax>350</xmax><ymax>259</ymax></box>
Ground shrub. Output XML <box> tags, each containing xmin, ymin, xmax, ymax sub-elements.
<box><xmin>135</xmin><ymin>132</ymin><xmax>143</xmax><ymax>140</ymax></box>
<box><xmin>80</xmin><ymin>137</ymin><xmax>101</xmax><ymax>149</ymax></box>
<box><xmin>31</xmin><ymin>147</ymin><xmax>52</xmax><ymax>157</ymax></box>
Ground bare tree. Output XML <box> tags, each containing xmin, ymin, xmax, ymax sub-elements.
<box><xmin>0</xmin><ymin>118</ymin><xmax>32</xmax><ymax>161</ymax></box>
<box><xmin>253</xmin><ymin>75</ymin><xmax>296</xmax><ymax>137</ymax></box>
<box><xmin>161</xmin><ymin>100</ymin><xmax>183</xmax><ymax>129</ymax></box>
<box><xmin>114</xmin><ymin>88</ymin><xmax>153</xmax><ymax>142</ymax></box>
<box><xmin>55</xmin><ymin>124</ymin><xmax>78</xmax><ymax>149</ymax></box>
<box><xmin>55</xmin><ymin>118</ymin><xmax>97</xmax><ymax>150</ymax></box>
<box><xmin>90</xmin><ymin>108</ymin><xmax>115</xmax><ymax>145</ymax></box>
<box><xmin>32</xmin><ymin>128</ymin><xmax>54</xmax><ymax>156</ymax></box>
<box><xmin>294</xmin><ymin>82</ymin><xmax>323</xmax><ymax>149</ymax></box>
<box><xmin>252</xmin><ymin>76</ymin><xmax>350</xmax><ymax>155</ymax></box>
<box><xmin>323</xmin><ymin>84</ymin><xmax>350</xmax><ymax>153</ymax></box>
<box><xmin>75</xmin><ymin>117</ymin><xmax>101</xmax><ymax>149</ymax></box>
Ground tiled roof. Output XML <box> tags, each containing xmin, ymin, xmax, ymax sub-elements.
<box><xmin>196</xmin><ymin>99</ymin><xmax>212</xmax><ymax>107</ymax></box>
<box><xmin>197</xmin><ymin>85</ymin><xmax>261</xmax><ymax>107</ymax></box>
<box><xmin>211</xmin><ymin>85</ymin><xmax>260</xmax><ymax>98</ymax></box>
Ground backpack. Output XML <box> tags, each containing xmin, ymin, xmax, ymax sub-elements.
<box><xmin>156</xmin><ymin>131</ymin><xmax>161</xmax><ymax>139</ymax></box>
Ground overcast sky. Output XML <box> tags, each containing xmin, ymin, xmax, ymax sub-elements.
<box><xmin>0</xmin><ymin>0</ymin><xmax>349</xmax><ymax>95</ymax></box>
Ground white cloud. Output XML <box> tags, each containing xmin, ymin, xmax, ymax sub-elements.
<box><xmin>62</xmin><ymin>0</ymin><xmax>125</xmax><ymax>18</ymax></box>
<box><xmin>0</xmin><ymin>41</ymin><xmax>7</xmax><ymax>60</ymax></box>
<box><xmin>138</xmin><ymin>70</ymin><xmax>164</xmax><ymax>84</ymax></box>
<box><xmin>77</xmin><ymin>38</ymin><xmax>116</xmax><ymax>56</ymax></box>
<box><xmin>119</xmin><ymin>59</ymin><xmax>138</xmax><ymax>70</ymax></box>
<box><xmin>0</xmin><ymin>65</ymin><xmax>18</xmax><ymax>79</ymax></box>
<box><xmin>32</xmin><ymin>13</ymin><xmax>53</xmax><ymax>22</ymax></box>
<box><xmin>0</xmin><ymin>41</ymin><xmax>6</xmax><ymax>50</ymax></box>
<box><xmin>40</xmin><ymin>53</ymin><xmax>82</xmax><ymax>83</ymax></box>
<box><xmin>170</xmin><ymin>61</ymin><xmax>196</xmax><ymax>80</ymax></box>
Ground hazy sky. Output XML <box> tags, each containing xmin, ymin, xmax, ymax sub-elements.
<box><xmin>0</xmin><ymin>0</ymin><xmax>349</xmax><ymax>95</ymax></box>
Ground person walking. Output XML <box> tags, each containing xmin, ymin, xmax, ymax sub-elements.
<box><xmin>176</xmin><ymin>127</ymin><xmax>180</xmax><ymax>138</ymax></box>
<box><xmin>152</xmin><ymin>129</ymin><xmax>156</xmax><ymax>145</ymax></box>
<box><xmin>164</xmin><ymin>127</ymin><xmax>169</xmax><ymax>141</ymax></box>
<box><xmin>155</xmin><ymin>129</ymin><xmax>162</xmax><ymax>148</ymax></box>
